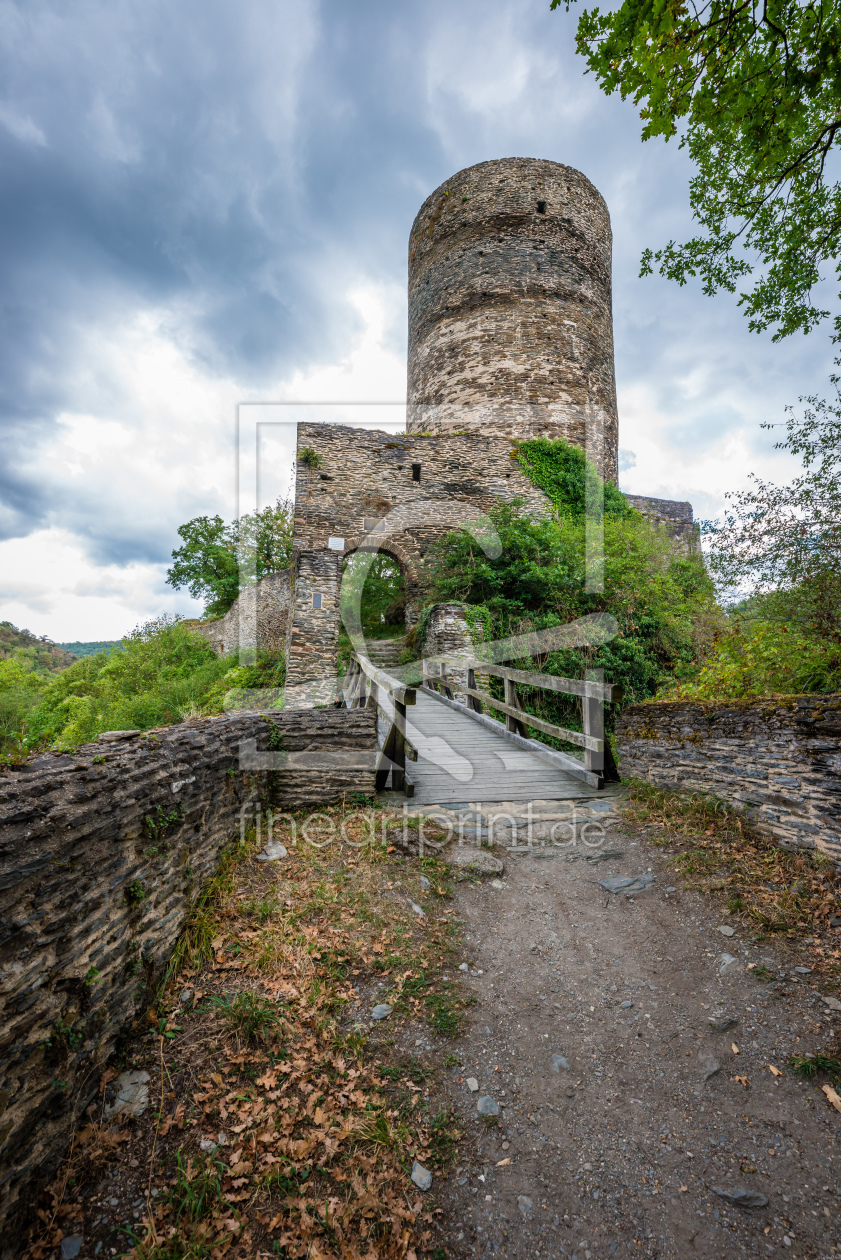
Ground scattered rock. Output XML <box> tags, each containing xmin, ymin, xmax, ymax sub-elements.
<box><xmin>619</xmin><ymin>1000</ymin><xmax>633</xmax><ymax>1009</ymax></box>
<box><xmin>419</xmin><ymin>875</ymin><xmax>431</xmax><ymax>890</ymax></box>
<box><xmin>550</xmin><ymin>1055</ymin><xmax>570</xmax><ymax>1072</ymax></box>
<box><xmin>712</xmin><ymin>1186</ymin><xmax>769</xmax><ymax>1209</ymax></box>
<box><xmin>830</xmin><ymin>916</ymin><xmax>841</xmax><ymax>928</ymax></box>
<box><xmin>490</xmin><ymin>879</ymin><xmax>504</xmax><ymax>889</ymax></box>
<box><xmin>717</xmin><ymin>925</ymin><xmax>736</xmax><ymax>937</ymax></box>
<box><xmin>794</xmin><ymin>966</ymin><xmax>812</xmax><ymax>974</ymax></box>
<box><xmin>459</xmin><ymin>963</ymin><xmax>469</xmax><ymax>972</ymax></box>
<box><xmin>821</xmin><ymin>995</ymin><xmax>841</xmax><ymax>1012</ymax></box>
<box><xmin>666</xmin><ymin>886</ymin><xmax>676</xmax><ymax>893</ymax></box>
<box><xmin>411</xmin><ymin>1161</ymin><xmax>432</xmax><ymax>1191</ymax></box>
<box><xmin>60</xmin><ymin>1238</ymin><xmax>83</xmax><ymax>1260</ymax></box>
<box><xmin>477</xmin><ymin>1096</ymin><xmax>500</xmax><ymax>1116</ymax></box>
<box><xmin>719</xmin><ymin>953</ymin><xmax>739</xmax><ymax>974</ymax></box>
<box><xmin>256</xmin><ymin>840</ymin><xmax>287</xmax><ymax>862</ymax></box>
<box><xmin>200</xmin><ymin>1132</ymin><xmax>228</xmax><ymax>1153</ymax></box>
<box><xmin>451</xmin><ymin>848</ymin><xmax>504</xmax><ymax>875</ymax></box>
<box><xmin>180</xmin><ymin>988</ymin><xmax>192</xmax><ymax>1004</ymax></box>
<box><xmin>466</xmin><ymin>1077</ymin><xmax>479</xmax><ymax>1092</ymax></box>
<box><xmin>599</xmin><ymin>874</ymin><xmax>656</xmax><ymax>895</ymax></box>
<box><xmin>709</xmin><ymin>1016</ymin><xmax>739</xmax><ymax>1033</ymax></box>
<box><xmin>371</xmin><ymin>1004</ymin><xmax>393</xmax><ymax>1021</ymax></box>
<box><xmin>583</xmin><ymin>849</ymin><xmax>625</xmax><ymax>865</ymax></box>
<box><xmin>407</xmin><ymin>898</ymin><xmax>425</xmax><ymax>916</ymax></box>
<box><xmin>700</xmin><ymin>1057</ymin><xmax>721</xmax><ymax>1082</ymax></box>
<box><xmin>97</xmin><ymin>730</ymin><xmax>141</xmax><ymax>743</ymax></box>
<box><xmin>104</xmin><ymin>1070</ymin><xmax>150</xmax><ymax>1119</ymax></box>
<box><xmin>517</xmin><ymin>1194</ymin><xmax>533</xmax><ymax>1218</ymax></box>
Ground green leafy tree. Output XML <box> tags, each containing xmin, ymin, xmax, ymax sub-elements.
<box><xmin>554</xmin><ymin>0</ymin><xmax>841</xmax><ymax>342</ymax></box>
<box><xmin>425</xmin><ymin>499</ymin><xmax>720</xmax><ymax>715</ymax></box>
<box><xmin>706</xmin><ymin>379</ymin><xmax>841</xmax><ymax>640</ymax></box>
<box><xmin>167</xmin><ymin>497</ymin><xmax>293</xmax><ymax>619</ymax></box>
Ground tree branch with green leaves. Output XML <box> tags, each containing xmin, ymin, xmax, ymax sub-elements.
<box><xmin>166</xmin><ymin>497</ymin><xmax>293</xmax><ymax>619</ymax></box>
<box><xmin>554</xmin><ymin>0</ymin><xmax>841</xmax><ymax>341</ymax></box>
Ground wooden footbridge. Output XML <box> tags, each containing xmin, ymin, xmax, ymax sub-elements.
<box><xmin>341</xmin><ymin>652</ymin><xmax>615</xmax><ymax>804</ymax></box>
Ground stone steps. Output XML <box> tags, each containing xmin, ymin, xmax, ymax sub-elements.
<box><xmin>364</xmin><ymin>638</ymin><xmax>407</xmax><ymax>669</ymax></box>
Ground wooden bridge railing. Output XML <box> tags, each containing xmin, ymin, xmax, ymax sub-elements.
<box><xmin>422</xmin><ymin>656</ymin><xmax>616</xmax><ymax>780</ymax></box>
<box><xmin>341</xmin><ymin>653</ymin><xmax>416</xmax><ymax>796</ymax></box>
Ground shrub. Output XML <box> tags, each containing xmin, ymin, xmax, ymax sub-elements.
<box><xmin>659</xmin><ymin>616</ymin><xmax>841</xmax><ymax>702</ymax></box>
<box><xmin>3</xmin><ymin>616</ymin><xmax>286</xmax><ymax>756</ymax></box>
<box><xmin>424</xmin><ymin>499</ymin><xmax>720</xmax><ymax>728</ymax></box>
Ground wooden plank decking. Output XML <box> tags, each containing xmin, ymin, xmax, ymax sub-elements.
<box><xmin>378</xmin><ymin>687</ymin><xmax>602</xmax><ymax>805</ymax></box>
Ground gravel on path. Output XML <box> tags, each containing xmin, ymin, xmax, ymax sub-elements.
<box><xmin>427</xmin><ymin>810</ymin><xmax>841</xmax><ymax>1259</ymax></box>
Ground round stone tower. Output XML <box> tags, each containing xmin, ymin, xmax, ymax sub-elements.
<box><xmin>407</xmin><ymin>157</ymin><xmax>619</xmax><ymax>483</ymax></box>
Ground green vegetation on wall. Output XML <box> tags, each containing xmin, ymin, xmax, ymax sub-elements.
<box><xmin>421</xmin><ymin>438</ymin><xmax>721</xmax><ymax>739</ymax></box>
<box><xmin>514</xmin><ymin>437</ymin><xmax>633</xmax><ymax>521</ymax></box>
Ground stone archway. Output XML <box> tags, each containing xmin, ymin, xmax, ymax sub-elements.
<box><xmin>340</xmin><ymin>535</ymin><xmax>420</xmax><ymax>631</ymax></box>
<box><xmin>284</xmin><ymin>536</ymin><xmax>422</xmax><ymax>707</ymax></box>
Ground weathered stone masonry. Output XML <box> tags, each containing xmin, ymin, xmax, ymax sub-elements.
<box><xmin>408</xmin><ymin>157</ymin><xmax>619</xmax><ymax>485</ymax></box>
<box><xmin>616</xmin><ymin>696</ymin><xmax>841</xmax><ymax>862</ymax></box>
<box><xmin>188</xmin><ymin>567</ymin><xmax>294</xmax><ymax>658</ymax></box>
<box><xmin>0</xmin><ymin>707</ymin><xmax>376</xmax><ymax>1243</ymax></box>
<box><xmin>284</xmin><ymin>421</ymin><xmax>550</xmax><ymax>701</ymax></box>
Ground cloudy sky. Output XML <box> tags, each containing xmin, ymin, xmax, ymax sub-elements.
<box><xmin>1</xmin><ymin>0</ymin><xmax>835</xmax><ymax>641</ymax></box>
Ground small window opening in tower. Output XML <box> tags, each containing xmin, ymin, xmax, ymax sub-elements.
<box><xmin>537</xmin><ymin>200</ymin><xmax>546</xmax><ymax>214</ymax></box>
<box><xmin>312</xmin><ymin>593</ymin><xmax>322</xmax><ymax>610</ymax></box>
<box><xmin>412</xmin><ymin>463</ymin><xmax>421</xmax><ymax>481</ymax></box>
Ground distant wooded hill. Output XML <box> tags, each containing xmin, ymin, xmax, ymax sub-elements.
<box><xmin>56</xmin><ymin>641</ymin><xmax>122</xmax><ymax>659</ymax></box>
<box><xmin>0</xmin><ymin>622</ymin><xmax>78</xmax><ymax>675</ymax></box>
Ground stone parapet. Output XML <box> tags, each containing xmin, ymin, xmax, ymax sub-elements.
<box><xmin>616</xmin><ymin>695</ymin><xmax>841</xmax><ymax>862</ymax></box>
<box><xmin>0</xmin><ymin>707</ymin><xmax>375</xmax><ymax>1246</ymax></box>
<box><xmin>422</xmin><ymin>603</ymin><xmax>481</xmax><ymax>703</ymax></box>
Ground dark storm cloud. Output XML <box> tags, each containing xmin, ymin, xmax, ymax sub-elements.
<box><xmin>0</xmin><ymin>0</ymin><xmax>832</xmax><ymax>579</ymax></box>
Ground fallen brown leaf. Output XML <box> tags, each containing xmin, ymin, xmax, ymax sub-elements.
<box><xmin>822</xmin><ymin>1084</ymin><xmax>841</xmax><ymax>1114</ymax></box>
<box><xmin>768</xmin><ymin>1065</ymin><xmax>783</xmax><ymax>1077</ymax></box>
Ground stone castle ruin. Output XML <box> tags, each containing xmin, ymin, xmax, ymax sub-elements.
<box><xmin>197</xmin><ymin>157</ymin><xmax>695</xmax><ymax>695</ymax></box>
<box><xmin>279</xmin><ymin>157</ymin><xmax>694</xmax><ymax>702</ymax></box>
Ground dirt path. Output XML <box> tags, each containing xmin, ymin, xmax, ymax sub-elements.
<box><xmin>426</xmin><ymin>810</ymin><xmax>841</xmax><ymax>1259</ymax></box>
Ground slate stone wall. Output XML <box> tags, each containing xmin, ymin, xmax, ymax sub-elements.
<box><xmin>422</xmin><ymin>603</ymin><xmax>481</xmax><ymax>703</ymax></box>
<box><xmin>616</xmin><ymin>696</ymin><xmax>841</xmax><ymax>862</ymax></box>
<box><xmin>285</xmin><ymin>422</ymin><xmax>549</xmax><ymax>701</ymax></box>
<box><xmin>407</xmin><ymin>157</ymin><xmax>619</xmax><ymax>485</ymax></box>
<box><xmin>0</xmin><ymin>707</ymin><xmax>376</xmax><ymax>1244</ymax></box>
<box><xmin>187</xmin><ymin>567</ymin><xmax>294</xmax><ymax>659</ymax></box>
<box><xmin>624</xmin><ymin>495</ymin><xmax>700</xmax><ymax>556</ymax></box>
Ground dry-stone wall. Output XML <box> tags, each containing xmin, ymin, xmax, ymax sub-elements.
<box><xmin>187</xmin><ymin>567</ymin><xmax>294</xmax><ymax>658</ymax></box>
<box><xmin>407</xmin><ymin>157</ymin><xmax>619</xmax><ymax>485</ymax></box>
<box><xmin>0</xmin><ymin>707</ymin><xmax>375</xmax><ymax>1243</ymax></box>
<box><xmin>616</xmin><ymin>696</ymin><xmax>841</xmax><ymax>862</ymax></box>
